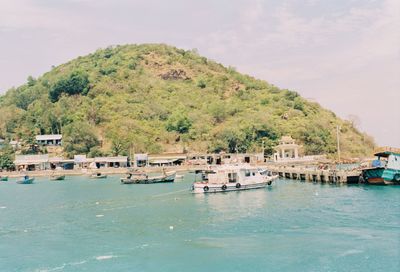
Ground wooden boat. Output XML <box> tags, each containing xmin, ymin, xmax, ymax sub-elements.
<box><xmin>121</xmin><ymin>171</ymin><xmax>176</xmax><ymax>184</ymax></box>
<box><xmin>0</xmin><ymin>176</ymin><xmax>8</xmax><ymax>181</ymax></box>
<box><xmin>50</xmin><ymin>175</ymin><xmax>65</xmax><ymax>181</ymax></box>
<box><xmin>191</xmin><ymin>165</ymin><xmax>278</xmax><ymax>194</ymax></box>
<box><xmin>16</xmin><ymin>176</ymin><xmax>34</xmax><ymax>184</ymax></box>
<box><xmin>90</xmin><ymin>173</ymin><xmax>107</xmax><ymax>179</ymax></box>
<box><xmin>361</xmin><ymin>150</ymin><xmax>400</xmax><ymax>185</ymax></box>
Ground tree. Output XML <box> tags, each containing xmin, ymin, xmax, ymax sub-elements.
<box><xmin>166</xmin><ymin>111</ymin><xmax>192</xmax><ymax>134</ymax></box>
<box><xmin>49</xmin><ymin>71</ymin><xmax>90</xmax><ymax>102</ymax></box>
<box><xmin>0</xmin><ymin>146</ymin><xmax>14</xmax><ymax>170</ymax></box>
<box><xmin>62</xmin><ymin>121</ymin><xmax>99</xmax><ymax>157</ymax></box>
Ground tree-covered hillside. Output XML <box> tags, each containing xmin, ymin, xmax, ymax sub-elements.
<box><xmin>0</xmin><ymin>44</ymin><xmax>374</xmax><ymax>158</ymax></box>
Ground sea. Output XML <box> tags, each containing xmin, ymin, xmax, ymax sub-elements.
<box><xmin>0</xmin><ymin>174</ymin><xmax>399</xmax><ymax>272</ymax></box>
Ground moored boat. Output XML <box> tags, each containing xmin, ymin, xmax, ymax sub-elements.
<box><xmin>191</xmin><ymin>165</ymin><xmax>278</xmax><ymax>194</ymax></box>
<box><xmin>50</xmin><ymin>175</ymin><xmax>65</xmax><ymax>181</ymax></box>
<box><xmin>361</xmin><ymin>150</ymin><xmax>400</xmax><ymax>185</ymax></box>
<box><xmin>90</xmin><ymin>173</ymin><xmax>108</xmax><ymax>179</ymax></box>
<box><xmin>0</xmin><ymin>176</ymin><xmax>8</xmax><ymax>181</ymax></box>
<box><xmin>121</xmin><ymin>170</ymin><xmax>176</xmax><ymax>184</ymax></box>
<box><xmin>16</xmin><ymin>176</ymin><xmax>34</xmax><ymax>184</ymax></box>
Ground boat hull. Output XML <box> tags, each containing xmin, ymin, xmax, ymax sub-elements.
<box><xmin>50</xmin><ymin>175</ymin><xmax>65</xmax><ymax>181</ymax></box>
<box><xmin>0</xmin><ymin>177</ymin><xmax>8</xmax><ymax>181</ymax></box>
<box><xmin>382</xmin><ymin>168</ymin><xmax>400</xmax><ymax>185</ymax></box>
<box><xmin>362</xmin><ymin>167</ymin><xmax>386</xmax><ymax>185</ymax></box>
<box><xmin>192</xmin><ymin>175</ymin><xmax>277</xmax><ymax>194</ymax></box>
<box><xmin>16</xmin><ymin>178</ymin><xmax>34</xmax><ymax>184</ymax></box>
<box><xmin>121</xmin><ymin>173</ymin><xmax>175</xmax><ymax>184</ymax></box>
<box><xmin>90</xmin><ymin>175</ymin><xmax>107</xmax><ymax>179</ymax></box>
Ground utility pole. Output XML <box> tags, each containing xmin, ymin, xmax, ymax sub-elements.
<box><xmin>336</xmin><ymin>125</ymin><xmax>341</xmax><ymax>162</ymax></box>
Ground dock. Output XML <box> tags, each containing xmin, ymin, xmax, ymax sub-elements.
<box><xmin>268</xmin><ymin>165</ymin><xmax>361</xmax><ymax>184</ymax></box>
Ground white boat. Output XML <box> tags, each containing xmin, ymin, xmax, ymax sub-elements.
<box><xmin>191</xmin><ymin>165</ymin><xmax>278</xmax><ymax>194</ymax></box>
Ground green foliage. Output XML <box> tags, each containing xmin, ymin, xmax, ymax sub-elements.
<box><xmin>62</xmin><ymin>121</ymin><xmax>99</xmax><ymax>157</ymax></box>
<box><xmin>197</xmin><ymin>79</ymin><xmax>206</xmax><ymax>89</ymax></box>
<box><xmin>166</xmin><ymin>111</ymin><xmax>192</xmax><ymax>134</ymax></box>
<box><xmin>0</xmin><ymin>44</ymin><xmax>375</xmax><ymax>157</ymax></box>
<box><xmin>0</xmin><ymin>146</ymin><xmax>14</xmax><ymax>170</ymax></box>
<box><xmin>49</xmin><ymin>71</ymin><xmax>90</xmax><ymax>102</ymax></box>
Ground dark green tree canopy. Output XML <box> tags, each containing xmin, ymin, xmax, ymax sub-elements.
<box><xmin>49</xmin><ymin>71</ymin><xmax>90</xmax><ymax>102</ymax></box>
<box><xmin>62</xmin><ymin>121</ymin><xmax>99</xmax><ymax>158</ymax></box>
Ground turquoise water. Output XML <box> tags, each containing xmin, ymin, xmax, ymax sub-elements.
<box><xmin>0</xmin><ymin>175</ymin><xmax>399</xmax><ymax>272</ymax></box>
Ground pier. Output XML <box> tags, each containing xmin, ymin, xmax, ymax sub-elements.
<box><xmin>267</xmin><ymin>165</ymin><xmax>361</xmax><ymax>184</ymax></box>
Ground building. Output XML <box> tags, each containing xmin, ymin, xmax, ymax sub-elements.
<box><xmin>73</xmin><ymin>155</ymin><xmax>129</xmax><ymax>169</ymax></box>
<box><xmin>9</xmin><ymin>140</ymin><xmax>21</xmax><ymax>150</ymax></box>
<box><xmin>14</xmin><ymin>154</ymin><xmax>74</xmax><ymax>170</ymax></box>
<box><xmin>36</xmin><ymin>134</ymin><xmax>62</xmax><ymax>146</ymax></box>
<box><xmin>134</xmin><ymin>154</ymin><xmax>148</xmax><ymax>167</ymax></box>
<box><xmin>187</xmin><ymin>153</ymin><xmax>264</xmax><ymax>165</ymax></box>
<box><xmin>148</xmin><ymin>153</ymin><xmax>186</xmax><ymax>167</ymax></box>
<box><xmin>274</xmin><ymin>136</ymin><xmax>300</xmax><ymax>162</ymax></box>
<box><xmin>14</xmin><ymin>154</ymin><xmax>50</xmax><ymax>171</ymax></box>
<box><xmin>94</xmin><ymin>156</ymin><xmax>129</xmax><ymax>168</ymax></box>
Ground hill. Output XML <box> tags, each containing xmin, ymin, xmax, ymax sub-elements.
<box><xmin>0</xmin><ymin>44</ymin><xmax>374</xmax><ymax>158</ymax></box>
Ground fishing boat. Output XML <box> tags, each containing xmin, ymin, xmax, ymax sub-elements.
<box><xmin>121</xmin><ymin>170</ymin><xmax>176</xmax><ymax>184</ymax></box>
<box><xmin>191</xmin><ymin>165</ymin><xmax>278</xmax><ymax>194</ymax></box>
<box><xmin>90</xmin><ymin>172</ymin><xmax>108</xmax><ymax>179</ymax></box>
<box><xmin>0</xmin><ymin>176</ymin><xmax>8</xmax><ymax>181</ymax></box>
<box><xmin>361</xmin><ymin>150</ymin><xmax>400</xmax><ymax>185</ymax></box>
<box><xmin>16</xmin><ymin>176</ymin><xmax>34</xmax><ymax>184</ymax></box>
<box><xmin>50</xmin><ymin>174</ymin><xmax>65</xmax><ymax>181</ymax></box>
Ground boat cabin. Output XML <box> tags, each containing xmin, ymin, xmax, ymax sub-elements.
<box><xmin>207</xmin><ymin>166</ymin><xmax>265</xmax><ymax>184</ymax></box>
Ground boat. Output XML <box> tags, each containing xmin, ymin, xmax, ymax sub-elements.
<box><xmin>50</xmin><ymin>174</ymin><xmax>65</xmax><ymax>181</ymax></box>
<box><xmin>121</xmin><ymin>170</ymin><xmax>176</xmax><ymax>184</ymax></box>
<box><xmin>16</xmin><ymin>176</ymin><xmax>34</xmax><ymax>184</ymax></box>
<box><xmin>191</xmin><ymin>165</ymin><xmax>278</xmax><ymax>194</ymax></box>
<box><xmin>0</xmin><ymin>176</ymin><xmax>8</xmax><ymax>181</ymax></box>
<box><xmin>361</xmin><ymin>150</ymin><xmax>400</xmax><ymax>185</ymax></box>
<box><xmin>191</xmin><ymin>169</ymin><xmax>216</xmax><ymax>181</ymax></box>
<box><xmin>90</xmin><ymin>173</ymin><xmax>108</xmax><ymax>179</ymax></box>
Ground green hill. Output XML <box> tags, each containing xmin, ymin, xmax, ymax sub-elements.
<box><xmin>0</xmin><ymin>44</ymin><xmax>374</xmax><ymax>158</ymax></box>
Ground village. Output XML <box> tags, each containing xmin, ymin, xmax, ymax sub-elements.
<box><xmin>0</xmin><ymin>134</ymin><xmax>324</xmax><ymax>170</ymax></box>
<box><xmin>1</xmin><ymin>134</ymin><xmax>377</xmax><ymax>184</ymax></box>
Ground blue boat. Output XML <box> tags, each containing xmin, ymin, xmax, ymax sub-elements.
<box><xmin>361</xmin><ymin>150</ymin><xmax>400</xmax><ymax>185</ymax></box>
<box><xmin>16</xmin><ymin>176</ymin><xmax>35</xmax><ymax>184</ymax></box>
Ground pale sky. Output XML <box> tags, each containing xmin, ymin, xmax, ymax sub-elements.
<box><xmin>0</xmin><ymin>0</ymin><xmax>399</xmax><ymax>147</ymax></box>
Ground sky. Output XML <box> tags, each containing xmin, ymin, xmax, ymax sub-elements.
<box><xmin>0</xmin><ymin>0</ymin><xmax>399</xmax><ymax>147</ymax></box>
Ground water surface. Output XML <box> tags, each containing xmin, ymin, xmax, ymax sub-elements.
<box><xmin>0</xmin><ymin>175</ymin><xmax>399</xmax><ymax>271</ymax></box>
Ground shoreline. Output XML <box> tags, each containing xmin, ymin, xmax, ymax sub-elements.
<box><xmin>0</xmin><ymin>165</ymin><xmax>211</xmax><ymax>178</ymax></box>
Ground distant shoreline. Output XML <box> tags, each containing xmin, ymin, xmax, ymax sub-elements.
<box><xmin>0</xmin><ymin>165</ymin><xmax>211</xmax><ymax>178</ymax></box>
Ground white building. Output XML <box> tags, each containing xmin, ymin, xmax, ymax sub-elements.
<box><xmin>36</xmin><ymin>134</ymin><xmax>62</xmax><ymax>146</ymax></box>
